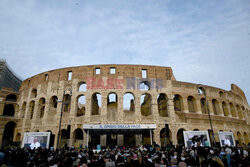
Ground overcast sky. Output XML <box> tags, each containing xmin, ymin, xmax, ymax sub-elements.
<box><xmin>0</xmin><ymin>0</ymin><xmax>250</xmax><ymax>103</ymax></box>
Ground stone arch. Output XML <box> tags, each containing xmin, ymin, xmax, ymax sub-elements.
<box><xmin>3</xmin><ymin>104</ymin><xmax>15</xmax><ymax>116</ymax></box>
<box><xmin>2</xmin><ymin>121</ymin><xmax>16</xmax><ymax>148</ymax></box>
<box><xmin>20</xmin><ymin>102</ymin><xmax>26</xmax><ymax>118</ymax></box>
<box><xmin>49</xmin><ymin>96</ymin><xmax>58</xmax><ymax>116</ymax></box>
<box><xmin>46</xmin><ymin>130</ymin><xmax>55</xmax><ymax>148</ymax></box>
<box><xmin>200</xmin><ymin>98</ymin><xmax>206</xmax><ymax>114</ymax></box>
<box><xmin>123</xmin><ymin>92</ymin><xmax>135</xmax><ymax>112</ymax></box>
<box><xmin>212</xmin><ymin>99</ymin><xmax>220</xmax><ymax>115</ymax></box>
<box><xmin>222</xmin><ymin>101</ymin><xmax>229</xmax><ymax>116</ymax></box>
<box><xmin>31</xmin><ymin>89</ymin><xmax>37</xmax><ymax>98</ymax></box>
<box><xmin>236</xmin><ymin>105</ymin><xmax>243</xmax><ymax>119</ymax></box>
<box><xmin>140</xmin><ymin>93</ymin><xmax>152</xmax><ymax>116</ymax></box>
<box><xmin>29</xmin><ymin>101</ymin><xmax>35</xmax><ymax>119</ymax></box>
<box><xmin>77</xmin><ymin>95</ymin><xmax>86</xmax><ymax>117</ymax></box>
<box><xmin>188</xmin><ymin>96</ymin><xmax>197</xmax><ymax>113</ymax></box>
<box><xmin>73</xmin><ymin>128</ymin><xmax>84</xmax><ymax>147</ymax></box>
<box><xmin>107</xmin><ymin>93</ymin><xmax>118</xmax><ymax>121</ymax></box>
<box><xmin>243</xmin><ymin>132</ymin><xmax>248</xmax><ymax>144</ymax></box>
<box><xmin>63</xmin><ymin>94</ymin><xmax>71</xmax><ymax>112</ymax></box>
<box><xmin>157</xmin><ymin>93</ymin><xmax>168</xmax><ymax>117</ymax></box>
<box><xmin>78</xmin><ymin>82</ymin><xmax>87</xmax><ymax>92</ymax></box>
<box><xmin>38</xmin><ymin>98</ymin><xmax>46</xmax><ymax>118</ymax></box>
<box><xmin>160</xmin><ymin>128</ymin><xmax>172</xmax><ymax>147</ymax></box>
<box><xmin>91</xmin><ymin>93</ymin><xmax>101</xmax><ymax>115</ymax></box>
<box><xmin>219</xmin><ymin>91</ymin><xmax>225</xmax><ymax>98</ymax></box>
<box><xmin>237</xmin><ymin>132</ymin><xmax>243</xmax><ymax>145</ymax></box>
<box><xmin>15</xmin><ymin>133</ymin><xmax>21</xmax><ymax>142</ymax></box>
<box><xmin>230</xmin><ymin>103</ymin><xmax>236</xmax><ymax>117</ymax></box>
<box><xmin>177</xmin><ymin>128</ymin><xmax>186</xmax><ymax>146</ymax></box>
<box><xmin>6</xmin><ymin>94</ymin><xmax>17</xmax><ymax>102</ymax></box>
<box><xmin>60</xmin><ymin>129</ymin><xmax>69</xmax><ymax>148</ymax></box>
<box><xmin>173</xmin><ymin>94</ymin><xmax>183</xmax><ymax>112</ymax></box>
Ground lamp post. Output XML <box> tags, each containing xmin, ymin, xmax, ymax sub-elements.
<box><xmin>56</xmin><ymin>88</ymin><xmax>72</xmax><ymax>149</ymax></box>
<box><xmin>198</xmin><ymin>86</ymin><xmax>216</xmax><ymax>147</ymax></box>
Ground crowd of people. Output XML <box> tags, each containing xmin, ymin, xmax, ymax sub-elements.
<box><xmin>0</xmin><ymin>143</ymin><xmax>249</xmax><ymax>167</ymax></box>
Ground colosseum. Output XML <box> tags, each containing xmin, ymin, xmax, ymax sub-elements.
<box><xmin>0</xmin><ymin>64</ymin><xmax>249</xmax><ymax>149</ymax></box>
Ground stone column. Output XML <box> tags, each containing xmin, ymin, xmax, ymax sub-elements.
<box><xmin>152</xmin><ymin>97</ymin><xmax>159</xmax><ymax>121</ymax></box>
<box><xmin>83</xmin><ymin>130</ymin><xmax>88</xmax><ymax>148</ymax></box>
<box><xmin>69</xmin><ymin>127</ymin><xmax>74</xmax><ymax>147</ymax></box>
<box><xmin>167</xmin><ymin>96</ymin><xmax>176</xmax><ymax>122</ymax></box>
<box><xmin>100</xmin><ymin>135</ymin><xmax>106</xmax><ymax>146</ymax></box>
<box><xmin>0</xmin><ymin>100</ymin><xmax>5</xmax><ymax>115</ymax></box>
<box><xmin>136</xmin><ymin>134</ymin><xmax>142</xmax><ymax>146</ymax></box>
<box><xmin>182</xmin><ymin>97</ymin><xmax>189</xmax><ymax>113</ymax></box>
<box><xmin>226</xmin><ymin>103</ymin><xmax>232</xmax><ymax>117</ymax></box>
<box><xmin>218</xmin><ymin>102</ymin><xmax>224</xmax><ymax>116</ymax></box>
<box><xmin>0</xmin><ymin>128</ymin><xmax>3</xmax><ymax>148</ymax></box>
<box><xmin>153</xmin><ymin>128</ymin><xmax>160</xmax><ymax>146</ymax></box>
<box><xmin>101</xmin><ymin>93</ymin><xmax>107</xmax><ymax>123</ymax></box>
<box><xmin>196</xmin><ymin>99</ymin><xmax>202</xmax><ymax>114</ymax></box>
<box><xmin>85</xmin><ymin>96</ymin><xmax>91</xmax><ymax>122</ymax></box>
<box><xmin>117</xmin><ymin>93</ymin><xmax>124</xmax><ymax>122</ymax></box>
<box><xmin>117</xmin><ymin>135</ymin><xmax>124</xmax><ymax>146</ymax></box>
<box><xmin>135</xmin><ymin>95</ymin><xmax>141</xmax><ymax>122</ymax></box>
<box><xmin>207</xmin><ymin>100</ymin><xmax>214</xmax><ymax>115</ymax></box>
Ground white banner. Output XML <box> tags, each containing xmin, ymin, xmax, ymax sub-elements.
<box><xmin>218</xmin><ymin>132</ymin><xmax>235</xmax><ymax>147</ymax></box>
<box><xmin>83</xmin><ymin>124</ymin><xmax>156</xmax><ymax>129</ymax></box>
<box><xmin>183</xmin><ymin>131</ymin><xmax>211</xmax><ymax>148</ymax></box>
<box><xmin>21</xmin><ymin>132</ymin><xmax>50</xmax><ymax>149</ymax></box>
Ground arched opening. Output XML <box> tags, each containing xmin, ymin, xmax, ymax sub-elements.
<box><xmin>173</xmin><ymin>94</ymin><xmax>183</xmax><ymax>111</ymax></box>
<box><xmin>219</xmin><ymin>91</ymin><xmax>225</xmax><ymax>98</ymax></box>
<box><xmin>124</xmin><ymin>134</ymin><xmax>136</xmax><ymax>146</ymax></box>
<box><xmin>91</xmin><ymin>93</ymin><xmax>101</xmax><ymax>115</ymax></box>
<box><xmin>15</xmin><ymin>133</ymin><xmax>21</xmax><ymax>142</ymax></box>
<box><xmin>2</xmin><ymin>121</ymin><xmax>16</xmax><ymax>148</ymax></box>
<box><xmin>21</xmin><ymin>102</ymin><xmax>26</xmax><ymax>118</ymax></box>
<box><xmin>73</xmin><ymin>128</ymin><xmax>83</xmax><ymax>148</ymax></box>
<box><xmin>3</xmin><ymin>104</ymin><xmax>15</xmax><ymax>116</ymax></box>
<box><xmin>6</xmin><ymin>94</ymin><xmax>17</xmax><ymax>102</ymax></box>
<box><xmin>212</xmin><ymin>99</ymin><xmax>220</xmax><ymax>115</ymax></box>
<box><xmin>157</xmin><ymin>93</ymin><xmax>168</xmax><ymax>117</ymax></box>
<box><xmin>140</xmin><ymin>93</ymin><xmax>152</xmax><ymax>116</ymax></box>
<box><xmin>243</xmin><ymin>132</ymin><xmax>248</xmax><ymax>144</ymax></box>
<box><xmin>107</xmin><ymin>93</ymin><xmax>118</xmax><ymax>121</ymax></box>
<box><xmin>31</xmin><ymin>89</ymin><xmax>37</xmax><ymax>98</ymax></box>
<box><xmin>222</xmin><ymin>101</ymin><xmax>229</xmax><ymax>116</ymax></box>
<box><xmin>230</xmin><ymin>103</ymin><xmax>236</xmax><ymax>117</ymax></box>
<box><xmin>188</xmin><ymin>96</ymin><xmax>196</xmax><ymax>113</ymax></box>
<box><xmin>123</xmin><ymin>93</ymin><xmax>135</xmax><ymax>112</ymax></box>
<box><xmin>63</xmin><ymin>94</ymin><xmax>71</xmax><ymax>112</ymax></box>
<box><xmin>139</xmin><ymin>81</ymin><xmax>150</xmax><ymax>91</ymax></box>
<box><xmin>38</xmin><ymin>98</ymin><xmax>46</xmax><ymax>118</ymax></box>
<box><xmin>200</xmin><ymin>98</ymin><xmax>206</xmax><ymax>114</ymax></box>
<box><xmin>77</xmin><ymin>95</ymin><xmax>86</xmax><ymax>117</ymax></box>
<box><xmin>78</xmin><ymin>82</ymin><xmax>87</xmax><ymax>92</ymax></box>
<box><xmin>177</xmin><ymin>128</ymin><xmax>185</xmax><ymax>146</ymax></box>
<box><xmin>49</xmin><ymin>96</ymin><xmax>58</xmax><ymax>116</ymax></box>
<box><xmin>160</xmin><ymin>128</ymin><xmax>172</xmax><ymax>147</ymax></box>
<box><xmin>46</xmin><ymin>130</ymin><xmax>55</xmax><ymax>148</ymax></box>
<box><xmin>237</xmin><ymin>132</ymin><xmax>243</xmax><ymax>145</ymax></box>
<box><xmin>60</xmin><ymin>129</ymin><xmax>69</xmax><ymax>148</ymax></box>
<box><xmin>29</xmin><ymin>101</ymin><xmax>35</xmax><ymax>119</ymax></box>
<box><xmin>193</xmin><ymin>129</ymin><xmax>199</xmax><ymax>131</ymax></box>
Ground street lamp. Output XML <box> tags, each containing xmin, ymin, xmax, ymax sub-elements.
<box><xmin>56</xmin><ymin>87</ymin><xmax>72</xmax><ymax>149</ymax></box>
<box><xmin>198</xmin><ymin>86</ymin><xmax>216</xmax><ymax>147</ymax></box>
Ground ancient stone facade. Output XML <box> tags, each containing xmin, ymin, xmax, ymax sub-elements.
<box><xmin>1</xmin><ymin>65</ymin><xmax>249</xmax><ymax>148</ymax></box>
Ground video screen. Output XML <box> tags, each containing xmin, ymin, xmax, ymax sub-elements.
<box><xmin>21</xmin><ymin>132</ymin><xmax>50</xmax><ymax>149</ymax></box>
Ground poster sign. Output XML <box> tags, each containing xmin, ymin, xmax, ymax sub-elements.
<box><xmin>83</xmin><ymin>124</ymin><xmax>156</xmax><ymax>129</ymax></box>
<box><xmin>21</xmin><ymin>132</ymin><xmax>50</xmax><ymax>149</ymax></box>
<box><xmin>218</xmin><ymin>132</ymin><xmax>235</xmax><ymax>147</ymax></box>
<box><xmin>183</xmin><ymin>131</ymin><xmax>210</xmax><ymax>148</ymax></box>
